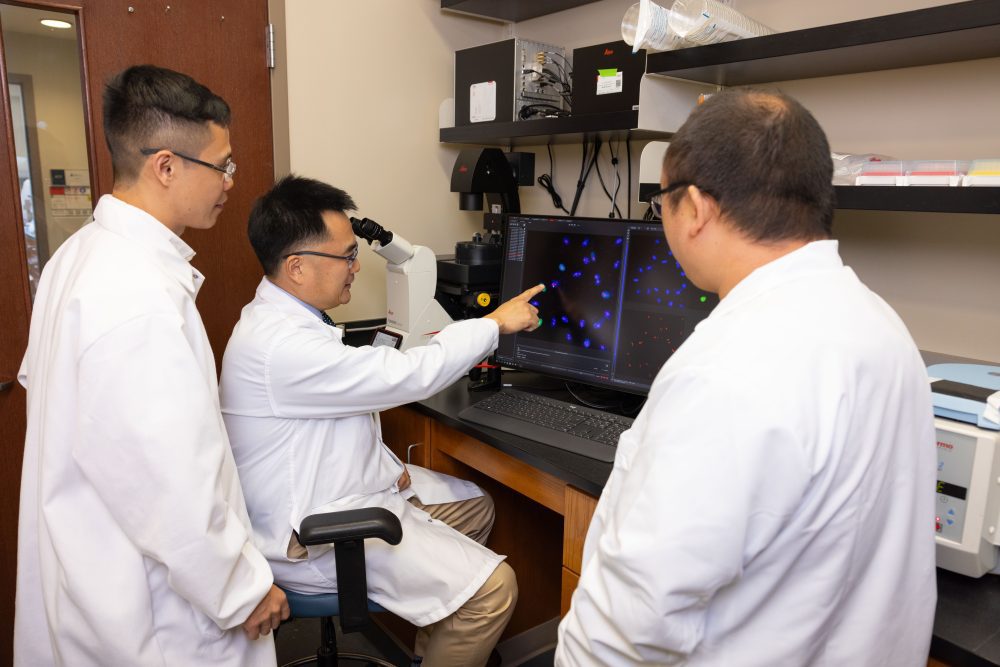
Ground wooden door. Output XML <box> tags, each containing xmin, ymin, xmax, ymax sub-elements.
<box><xmin>0</xmin><ymin>1</ymin><xmax>274</xmax><ymax>662</ymax></box>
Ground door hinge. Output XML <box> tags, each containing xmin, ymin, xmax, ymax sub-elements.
<box><xmin>265</xmin><ymin>23</ymin><xmax>275</xmax><ymax>69</ymax></box>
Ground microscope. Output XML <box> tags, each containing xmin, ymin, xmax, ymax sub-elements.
<box><xmin>350</xmin><ymin>216</ymin><xmax>453</xmax><ymax>352</ymax></box>
<box><xmin>436</xmin><ymin>147</ymin><xmax>533</xmax><ymax>322</ymax></box>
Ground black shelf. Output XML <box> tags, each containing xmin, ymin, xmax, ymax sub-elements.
<box><xmin>440</xmin><ymin>0</ymin><xmax>599</xmax><ymax>22</ymax></box>
<box><xmin>646</xmin><ymin>0</ymin><xmax>1000</xmax><ymax>85</ymax></box>
<box><xmin>834</xmin><ymin>186</ymin><xmax>1000</xmax><ymax>214</ymax></box>
<box><xmin>439</xmin><ymin>110</ymin><xmax>671</xmax><ymax>147</ymax></box>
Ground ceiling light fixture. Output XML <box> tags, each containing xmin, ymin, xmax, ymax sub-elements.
<box><xmin>40</xmin><ymin>19</ymin><xmax>73</xmax><ymax>29</ymax></box>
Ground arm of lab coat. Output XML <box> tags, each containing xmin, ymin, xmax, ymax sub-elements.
<box><xmin>266</xmin><ymin>318</ymin><xmax>499</xmax><ymax>418</ymax></box>
<box><xmin>74</xmin><ymin>313</ymin><xmax>273</xmax><ymax>630</ymax></box>
<box><xmin>557</xmin><ymin>367</ymin><xmax>811</xmax><ymax>665</ymax></box>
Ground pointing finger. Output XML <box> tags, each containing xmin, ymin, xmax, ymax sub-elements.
<box><xmin>518</xmin><ymin>283</ymin><xmax>546</xmax><ymax>301</ymax></box>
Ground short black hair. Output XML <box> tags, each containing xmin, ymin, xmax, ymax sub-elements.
<box><xmin>248</xmin><ymin>175</ymin><xmax>357</xmax><ymax>276</ymax></box>
<box><xmin>103</xmin><ymin>65</ymin><xmax>231</xmax><ymax>185</ymax></box>
<box><xmin>663</xmin><ymin>89</ymin><xmax>833</xmax><ymax>242</ymax></box>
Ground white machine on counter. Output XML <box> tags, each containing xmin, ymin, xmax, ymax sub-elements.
<box><xmin>351</xmin><ymin>216</ymin><xmax>453</xmax><ymax>352</ymax></box>
<box><xmin>930</xmin><ymin>363</ymin><xmax>1000</xmax><ymax>577</ymax></box>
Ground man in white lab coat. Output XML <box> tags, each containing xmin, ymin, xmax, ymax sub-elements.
<box><xmin>557</xmin><ymin>90</ymin><xmax>937</xmax><ymax>666</ymax></box>
<box><xmin>16</xmin><ymin>65</ymin><xmax>287</xmax><ymax>667</ymax></box>
<box><xmin>220</xmin><ymin>176</ymin><xmax>543</xmax><ymax>667</ymax></box>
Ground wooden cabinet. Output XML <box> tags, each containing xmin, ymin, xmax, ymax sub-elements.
<box><xmin>379</xmin><ymin>406</ymin><xmax>601</xmax><ymax>633</ymax></box>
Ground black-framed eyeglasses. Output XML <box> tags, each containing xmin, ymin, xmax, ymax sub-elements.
<box><xmin>648</xmin><ymin>181</ymin><xmax>717</xmax><ymax>219</ymax></box>
<box><xmin>282</xmin><ymin>247</ymin><xmax>359</xmax><ymax>269</ymax></box>
<box><xmin>139</xmin><ymin>147</ymin><xmax>236</xmax><ymax>181</ymax></box>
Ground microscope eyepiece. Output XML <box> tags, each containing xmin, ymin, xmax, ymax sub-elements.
<box><xmin>350</xmin><ymin>216</ymin><xmax>393</xmax><ymax>247</ymax></box>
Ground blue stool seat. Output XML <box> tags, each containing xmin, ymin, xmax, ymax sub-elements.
<box><xmin>283</xmin><ymin>589</ymin><xmax>387</xmax><ymax>618</ymax></box>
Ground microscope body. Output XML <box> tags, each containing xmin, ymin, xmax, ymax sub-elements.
<box><xmin>376</xmin><ymin>239</ymin><xmax>454</xmax><ymax>352</ymax></box>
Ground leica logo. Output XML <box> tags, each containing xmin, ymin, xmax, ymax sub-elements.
<box><xmin>603</xmin><ymin>48</ymin><xmax>614</xmax><ymax>56</ymax></box>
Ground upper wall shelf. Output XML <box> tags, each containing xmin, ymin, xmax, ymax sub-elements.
<box><xmin>645</xmin><ymin>0</ymin><xmax>1000</xmax><ymax>85</ymax></box>
<box><xmin>440</xmin><ymin>0</ymin><xmax>599</xmax><ymax>23</ymax></box>
<box><xmin>439</xmin><ymin>110</ymin><xmax>671</xmax><ymax>147</ymax></box>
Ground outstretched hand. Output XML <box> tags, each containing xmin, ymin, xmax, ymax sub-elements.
<box><xmin>485</xmin><ymin>284</ymin><xmax>545</xmax><ymax>335</ymax></box>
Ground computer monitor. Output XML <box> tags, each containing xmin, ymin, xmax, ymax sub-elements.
<box><xmin>496</xmin><ymin>214</ymin><xmax>719</xmax><ymax>395</ymax></box>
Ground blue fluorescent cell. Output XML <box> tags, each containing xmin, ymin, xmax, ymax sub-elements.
<box><xmin>615</xmin><ymin>237</ymin><xmax>623</xmax><ymax>245</ymax></box>
<box><xmin>550</xmin><ymin>280</ymin><xmax>560</xmax><ymax>288</ymax></box>
<box><xmin>661</xmin><ymin>259</ymin><xmax>668</xmax><ymax>264</ymax></box>
<box><xmin>633</xmin><ymin>277</ymin><xmax>639</xmax><ymax>283</ymax></box>
<box><xmin>652</xmin><ymin>255</ymin><xmax>657</xmax><ymax>261</ymax></box>
<box><xmin>599</xmin><ymin>344</ymin><xmax>607</xmax><ymax>351</ymax></box>
<box><xmin>655</xmin><ymin>239</ymin><xmax>661</xmax><ymax>244</ymax></box>
<box><xmin>681</xmin><ymin>283</ymin><xmax>688</xmax><ymax>289</ymax></box>
<box><xmin>551</xmin><ymin>317</ymin><xmax>557</xmax><ymax>326</ymax></box>
<box><xmin>646</xmin><ymin>288</ymin><xmax>652</xmax><ymax>295</ymax></box>
<box><xmin>572</xmin><ymin>271</ymin><xmax>582</xmax><ymax>278</ymax></box>
<box><xmin>604</xmin><ymin>310</ymin><xmax>611</xmax><ymax>318</ymax></box>
<box><xmin>668</xmin><ymin>251</ymin><xmax>674</xmax><ymax>257</ymax></box>
<box><xmin>594</xmin><ymin>275</ymin><xmax>601</xmax><ymax>285</ymax></box>
<box><xmin>635</xmin><ymin>289</ymin><xmax>641</xmax><ymax>295</ymax></box>
<box><xmin>563</xmin><ymin>237</ymin><xmax>570</xmax><ymax>245</ymax></box>
<box><xmin>646</xmin><ymin>265</ymin><xmax>653</xmax><ymax>271</ymax></box>
<box><xmin>558</xmin><ymin>263</ymin><xmax>566</xmax><ymax>271</ymax></box>
<box><xmin>594</xmin><ymin>321</ymin><xmax>602</xmax><ymax>329</ymax></box>
<box><xmin>583</xmin><ymin>257</ymin><xmax>590</xmax><ymax>265</ymax></box>
<box><xmin>638</xmin><ymin>267</ymin><xmax>644</xmax><ymax>274</ymax></box>
<box><xmin>590</xmin><ymin>251</ymin><xmax>596</xmax><ymax>261</ymax></box>
<box><xmin>601</xmin><ymin>290</ymin><xmax>611</xmax><ymax>300</ymax></box>
<box><xmin>583</xmin><ymin>339</ymin><xmax>591</xmax><ymax>349</ymax></box>
<box><xmin>561</xmin><ymin>315</ymin><xmax>569</xmax><ymax>323</ymax></box>
<box><xmin>566</xmin><ymin>333</ymin><xmax>573</xmax><ymax>341</ymax></box>
<box><xmin>680</xmin><ymin>271</ymin><xmax>686</xmax><ymax>277</ymax></box>
<box><xmin>656</xmin><ymin>298</ymin><xmax>662</xmax><ymax>304</ymax></box>
<box><xmin>579</xmin><ymin>319</ymin><xmax>586</xmax><ymax>329</ymax></box>
<box><xmin>530</xmin><ymin>300</ymin><xmax>540</xmax><ymax>307</ymax></box>
<box><xmin>669</xmin><ymin>301</ymin><xmax>674</xmax><ymax>307</ymax></box>
<box><xmin>582</xmin><ymin>238</ymin><xmax>590</xmax><ymax>247</ymax></box>
<box><xmin>613</xmin><ymin>260</ymin><xmax>621</xmax><ymax>269</ymax></box>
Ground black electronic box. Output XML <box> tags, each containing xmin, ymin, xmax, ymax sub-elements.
<box><xmin>455</xmin><ymin>38</ymin><xmax>567</xmax><ymax>126</ymax></box>
<box><xmin>571</xmin><ymin>40</ymin><xmax>646</xmax><ymax>116</ymax></box>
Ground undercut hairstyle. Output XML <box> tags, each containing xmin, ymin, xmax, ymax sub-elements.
<box><xmin>103</xmin><ymin>65</ymin><xmax>231</xmax><ymax>185</ymax></box>
<box><xmin>248</xmin><ymin>176</ymin><xmax>357</xmax><ymax>276</ymax></box>
<box><xmin>663</xmin><ymin>89</ymin><xmax>834</xmax><ymax>242</ymax></box>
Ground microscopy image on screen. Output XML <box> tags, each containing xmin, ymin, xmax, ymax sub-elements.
<box><xmin>621</xmin><ymin>231</ymin><xmax>714</xmax><ymax>310</ymax></box>
<box><xmin>520</xmin><ymin>230</ymin><xmax>625</xmax><ymax>354</ymax></box>
<box><xmin>613</xmin><ymin>230</ymin><xmax>719</xmax><ymax>387</ymax></box>
<box><xmin>615</xmin><ymin>310</ymin><xmax>691</xmax><ymax>386</ymax></box>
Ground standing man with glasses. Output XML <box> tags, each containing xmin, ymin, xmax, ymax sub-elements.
<box><xmin>219</xmin><ymin>175</ymin><xmax>544</xmax><ymax>667</ymax></box>
<box><xmin>556</xmin><ymin>89</ymin><xmax>936</xmax><ymax>666</ymax></box>
<box><xmin>16</xmin><ymin>65</ymin><xmax>287</xmax><ymax>667</ymax></box>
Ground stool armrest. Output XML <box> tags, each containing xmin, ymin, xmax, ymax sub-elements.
<box><xmin>298</xmin><ymin>507</ymin><xmax>403</xmax><ymax>547</ymax></box>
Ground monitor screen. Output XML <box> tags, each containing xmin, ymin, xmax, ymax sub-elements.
<box><xmin>496</xmin><ymin>214</ymin><xmax>719</xmax><ymax>394</ymax></box>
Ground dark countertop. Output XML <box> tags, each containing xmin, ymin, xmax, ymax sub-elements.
<box><xmin>409</xmin><ymin>373</ymin><xmax>614</xmax><ymax>497</ymax></box>
<box><xmin>410</xmin><ymin>369</ymin><xmax>1000</xmax><ymax>667</ymax></box>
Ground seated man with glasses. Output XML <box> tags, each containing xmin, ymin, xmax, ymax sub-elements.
<box><xmin>220</xmin><ymin>175</ymin><xmax>544</xmax><ymax>667</ymax></box>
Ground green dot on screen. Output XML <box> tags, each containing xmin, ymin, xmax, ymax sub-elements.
<box><xmin>700</xmin><ymin>296</ymin><xmax>707</xmax><ymax>303</ymax></box>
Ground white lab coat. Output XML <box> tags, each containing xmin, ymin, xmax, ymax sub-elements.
<box><xmin>16</xmin><ymin>195</ymin><xmax>275</xmax><ymax>667</ymax></box>
<box><xmin>220</xmin><ymin>278</ymin><xmax>504</xmax><ymax>626</ymax></box>
<box><xmin>557</xmin><ymin>240</ymin><xmax>937</xmax><ymax>666</ymax></box>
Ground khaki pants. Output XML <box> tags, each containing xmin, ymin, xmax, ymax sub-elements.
<box><xmin>409</xmin><ymin>494</ymin><xmax>518</xmax><ymax>667</ymax></box>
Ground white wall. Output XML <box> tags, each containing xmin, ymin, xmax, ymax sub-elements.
<box><xmin>278</xmin><ymin>0</ymin><xmax>999</xmax><ymax>362</ymax></box>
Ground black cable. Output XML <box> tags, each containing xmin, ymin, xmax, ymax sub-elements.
<box><xmin>538</xmin><ymin>144</ymin><xmax>569</xmax><ymax>214</ymax></box>
<box><xmin>519</xmin><ymin>103</ymin><xmax>569</xmax><ymax>120</ymax></box>
<box><xmin>569</xmin><ymin>139</ymin><xmax>597</xmax><ymax>216</ymax></box>
<box><xmin>626</xmin><ymin>138</ymin><xmax>632</xmax><ymax>219</ymax></box>
<box><xmin>609</xmin><ymin>138</ymin><xmax>622</xmax><ymax>218</ymax></box>
<box><xmin>593</xmin><ymin>140</ymin><xmax>623</xmax><ymax>218</ymax></box>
